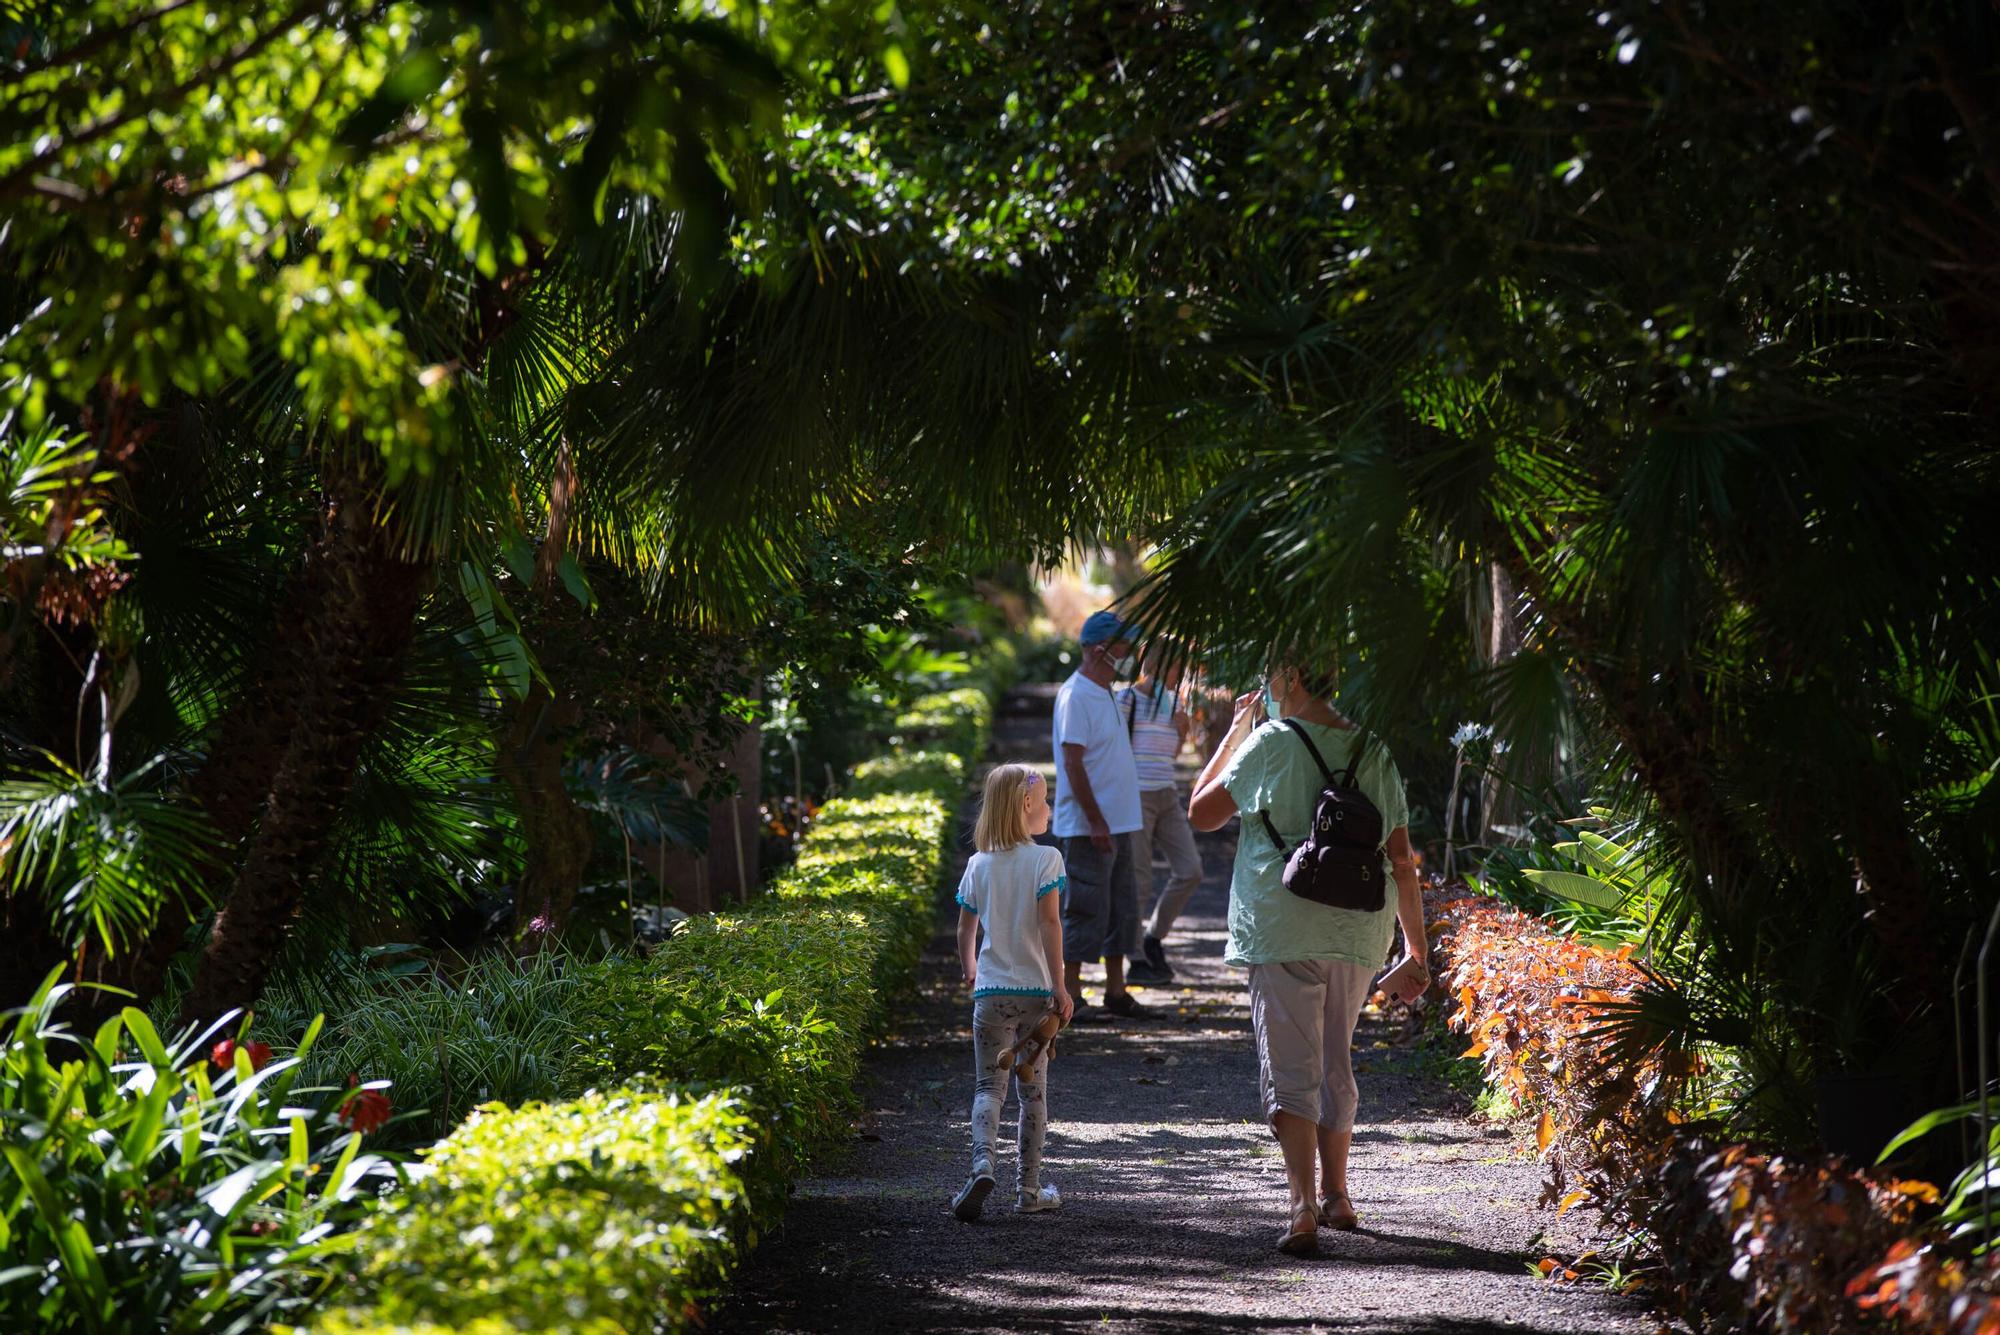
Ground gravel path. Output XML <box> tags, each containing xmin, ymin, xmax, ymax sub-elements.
<box><xmin>719</xmin><ymin>687</ymin><xmax>1667</xmax><ymax>1335</ymax></box>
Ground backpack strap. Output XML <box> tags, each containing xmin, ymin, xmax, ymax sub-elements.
<box><xmin>1259</xmin><ymin>810</ymin><xmax>1288</xmax><ymax>854</ymax></box>
<box><xmin>1342</xmin><ymin>730</ymin><xmax>1373</xmax><ymax>789</ymax></box>
<box><xmin>1125</xmin><ymin>690</ymin><xmax>1137</xmax><ymax>741</ymax></box>
<box><xmin>1279</xmin><ymin>718</ymin><xmax>1334</xmax><ymax>782</ymax></box>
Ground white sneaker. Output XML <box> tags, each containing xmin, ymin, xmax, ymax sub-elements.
<box><xmin>952</xmin><ymin>1167</ymin><xmax>996</xmax><ymax>1222</ymax></box>
<box><xmin>1016</xmin><ymin>1182</ymin><xmax>1061</xmax><ymax>1213</ymax></box>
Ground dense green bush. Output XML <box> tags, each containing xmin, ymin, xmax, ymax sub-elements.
<box><xmin>847</xmin><ymin>747</ymin><xmax>965</xmax><ymax>800</ymax></box>
<box><xmin>566</xmin><ymin>787</ymin><xmax>957</xmax><ymax>1187</ymax></box>
<box><xmin>888</xmin><ymin>687</ymin><xmax>991</xmax><ymax>765</ymax></box>
<box><xmin>0</xmin><ymin>970</ymin><xmax>400</xmax><ymax>1333</ymax></box>
<box><xmin>314</xmin><ymin>1090</ymin><xmax>753</xmax><ymax>1335</ymax></box>
<box><xmin>565</xmin><ymin>907</ymin><xmax>878</xmax><ymax>1188</ymax></box>
<box><xmin>316</xmin><ymin>686</ymin><xmax>986</xmax><ymax>1332</ymax></box>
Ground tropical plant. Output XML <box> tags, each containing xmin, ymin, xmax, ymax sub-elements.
<box><xmin>942</xmin><ymin>0</ymin><xmax>2000</xmax><ymax>1136</ymax></box>
<box><xmin>1</xmin><ymin>0</ymin><xmax>1225</xmax><ymax>1020</ymax></box>
<box><xmin>245</xmin><ymin>945</ymin><xmax>591</xmax><ymax>1148</ymax></box>
<box><xmin>0</xmin><ymin>757</ymin><xmax>218</xmax><ymax>975</ymax></box>
<box><xmin>0</xmin><ymin>969</ymin><xmax>400</xmax><ymax>1332</ymax></box>
<box><xmin>1432</xmin><ymin>884</ymin><xmax>1984</xmax><ymax>1333</ymax></box>
<box><xmin>1880</xmin><ymin>1100</ymin><xmax>2000</xmax><ymax>1255</ymax></box>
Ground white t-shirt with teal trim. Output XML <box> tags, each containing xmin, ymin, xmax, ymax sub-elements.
<box><xmin>956</xmin><ymin>842</ymin><xmax>1066</xmax><ymax>998</ymax></box>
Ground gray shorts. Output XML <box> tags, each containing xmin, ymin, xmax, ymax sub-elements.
<box><xmin>1248</xmin><ymin>959</ymin><xmax>1376</xmax><ymax>1132</ymax></box>
<box><xmin>1056</xmin><ymin>833</ymin><xmax>1140</xmax><ymax>964</ymax></box>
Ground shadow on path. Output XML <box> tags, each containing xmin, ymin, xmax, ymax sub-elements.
<box><xmin>717</xmin><ymin>685</ymin><xmax>1667</xmax><ymax>1335</ymax></box>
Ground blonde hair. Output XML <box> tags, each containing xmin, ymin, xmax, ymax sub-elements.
<box><xmin>973</xmin><ymin>763</ymin><xmax>1040</xmax><ymax>852</ymax></box>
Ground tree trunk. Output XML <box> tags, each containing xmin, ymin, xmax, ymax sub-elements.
<box><xmin>501</xmin><ymin>682</ymin><xmax>595</xmax><ymax>945</ymax></box>
<box><xmin>497</xmin><ymin>439</ymin><xmax>599</xmax><ymax>944</ymax></box>
<box><xmin>95</xmin><ymin>554</ymin><xmax>334</xmax><ymax>1007</ymax></box>
<box><xmin>175</xmin><ymin>484</ymin><xmax>428</xmax><ymax>1024</ymax></box>
<box><xmin>1478</xmin><ymin>561</ymin><xmax>1524</xmax><ymax>843</ymax></box>
<box><xmin>710</xmin><ymin>687</ymin><xmax>762</xmax><ymax>905</ymax></box>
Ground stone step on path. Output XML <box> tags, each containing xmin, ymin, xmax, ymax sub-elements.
<box><xmin>717</xmin><ymin>684</ymin><xmax>1668</xmax><ymax>1334</ymax></box>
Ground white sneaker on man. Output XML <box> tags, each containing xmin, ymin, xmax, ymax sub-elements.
<box><xmin>1016</xmin><ymin>1182</ymin><xmax>1062</xmax><ymax>1213</ymax></box>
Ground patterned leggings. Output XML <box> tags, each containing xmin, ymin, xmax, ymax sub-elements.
<box><xmin>970</xmin><ymin>995</ymin><xmax>1051</xmax><ymax>1193</ymax></box>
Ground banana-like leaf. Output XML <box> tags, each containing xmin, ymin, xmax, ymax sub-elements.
<box><xmin>1522</xmin><ymin>867</ymin><xmax>1629</xmax><ymax>911</ymax></box>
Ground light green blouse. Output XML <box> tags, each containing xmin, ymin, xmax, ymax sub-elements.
<box><xmin>1219</xmin><ymin>719</ymin><xmax>1409</xmax><ymax>968</ymax></box>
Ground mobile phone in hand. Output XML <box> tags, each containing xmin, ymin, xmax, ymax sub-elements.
<box><xmin>1378</xmin><ymin>955</ymin><xmax>1431</xmax><ymax>1006</ymax></box>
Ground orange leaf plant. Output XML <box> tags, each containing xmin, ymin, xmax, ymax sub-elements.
<box><xmin>1427</xmin><ymin>881</ymin><xmax>1997</xmax><ymax>1333</ymax></box>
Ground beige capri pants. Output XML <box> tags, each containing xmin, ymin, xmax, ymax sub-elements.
<box><xmin>1248</xmin><ymin>959</ymin><xmax>1376</xmax><ymax>1132</ymax></box>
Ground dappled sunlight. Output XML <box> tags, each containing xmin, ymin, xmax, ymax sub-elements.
<box><xmin>720</xmin><ymin>688</ymin><xmax>1659</xmax><ymax>1335</ymax></box>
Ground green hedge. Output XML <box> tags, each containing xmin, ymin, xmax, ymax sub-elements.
<box><xmin>312</xmin><ymin>1090</ymin><xmax>753</xmax><ymax>1335</ymax></box>
<box><xmin>847</xmin><ymin>746</ymin><xmax>965</xmax><ymax>800</ymax></box>
<box><xmin>315</xmin><ymin>690</ymin><xmax>988</xmax><ymax>1333</ymax></box>
<box><xmin>889</xmin><ymin>687</ymin><xmax>991</xmax><ymax>766</ymax></box>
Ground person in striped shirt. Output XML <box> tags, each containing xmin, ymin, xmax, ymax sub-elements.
<box><xmin>1115</xmin><ymin>641</ymin><xmax>1203</xmax><ymax>986</ymax></box>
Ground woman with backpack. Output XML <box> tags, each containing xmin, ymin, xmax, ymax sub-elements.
<box><xmin>1187</xmin><ymin>660</ymin><xmax>1430</xmax><ymax>1257</ymax></box>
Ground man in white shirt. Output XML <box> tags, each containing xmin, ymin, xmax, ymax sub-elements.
<box><xmin>1051</xmin><ymin>610</ymin><xmax>1154</xmax><ymax>1022</ymax></box>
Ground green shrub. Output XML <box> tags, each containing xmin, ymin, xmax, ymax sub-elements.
<box><xmin>564</xmin><ymin>908</ymin><xmax>877</xmax><ymax>1191</ymax></box>
<box><xmin>847</xmin><ymin>747</ymin><xmax>965</xmax><ymax>799</ymax></box>
<box><xmin>313</xmin><ymin>1089</ymin><xmax>753</xmax><ymax>1334</ymax></box>
<box><xmin>889</xmin><ymin>687</ymin><xmax>991</xmax><ymax>764</ymax></box>
<box><xmin>0</xmin><ymin>970</ymin><xmax>400</xmax><ymax>1333</ymax></box>
<box><xmin>567</xmin><ymin>789</ymin><xmax>959</xmax><ymax>1179</ymax></box>
<box><xmin>779</xmin><ymin>791</ymin><xmax>955</xmax><ymax>995</ymax></box>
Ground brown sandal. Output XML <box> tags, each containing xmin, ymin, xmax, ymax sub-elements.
<box><xmin>1278</xmin><ymin>1203</ymin><xmax>1320</xmax><ymax>1256</ymax></box>
<box><xmin>1318</xmin><ymin>1191</ymin><xmax>1358</xmax><ymax>1231</ymax></box>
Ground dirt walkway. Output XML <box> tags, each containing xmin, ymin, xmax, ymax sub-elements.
<box><xmin>720</xmin><ymin>687</ymin><xmax>1666</xmax><ymax>1334</ymax></box>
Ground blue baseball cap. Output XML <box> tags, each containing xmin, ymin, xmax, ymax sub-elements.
<box><xmin>1078</xmin><ymin>610</ymin><xmax>1142</xmax><ymax>646</ymax></box>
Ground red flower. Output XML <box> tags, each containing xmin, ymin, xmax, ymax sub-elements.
<box><xmin>210</xmin><ymin>1039</ymin><xmax>273</xmax><ymax>1072</ymax></box>
<box><xmin>339</xmin><ymin>1086</ymin><xmax>393</xmax><ymax>1135</ymax></box>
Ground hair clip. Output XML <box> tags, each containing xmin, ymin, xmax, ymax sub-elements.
<box><xmin>1023</xmin><ymin>772</ymin><xmax>1043</xmax><ymax>787</ymax></box>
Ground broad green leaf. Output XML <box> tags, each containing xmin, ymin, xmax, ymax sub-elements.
<box><xmin>1878</xmin><ymin>1099</ymin><xmax>1981</xmax><ymax>1163</ymax></box>
<box><xmin>120</xmin><ymin>1008</ymin><xmax>171</xmax><ymax>1069</ymax></box>
<box><xmin>1522</xmin><ymin>867</ymin><xmax>1627</xmax><ymax>911</ymax></box>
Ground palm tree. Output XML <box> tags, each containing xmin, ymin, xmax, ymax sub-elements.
<box><xmin>0</xmin><ymin>0</ymin><xmax>1220</xmax><ymax>1016</ymax></box>
<box><xmin>1070</xmin><ymin>2</ymin><xmax>2000</xmax><ymax>1135</ymax></box>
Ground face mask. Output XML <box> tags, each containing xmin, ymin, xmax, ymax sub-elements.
<box><xmin>1112</xmin><ymin>652</ymin><xmax>1137</xmax><ymax>677</ymax></box>
<box><xmin>1264</xmin><ymin>678</ymin><xmax>1283</xmax><ymax>720</ymax></box>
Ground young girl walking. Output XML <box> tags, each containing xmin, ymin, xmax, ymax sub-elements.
<box><xmin>951</xmin><ymin>763</ymin><xmax>1074</xmax><ymax>1222</ymax></box>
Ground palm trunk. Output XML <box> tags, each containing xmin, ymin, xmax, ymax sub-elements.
<box><xmin>500</xmin><ymin>682</ymin><xmax>595</xmax><ymax>945</ymax></box>
<box><xmin>97</xmin><ymin>556</ymin><xmax>333</xmax><ymax>1007</ymax></box>
<box><xmin>1478</xmin><ymin>561</ymin><xmax>1524</xmax><ymax>842</ymax></box>
<box><xmin>1494</xmin><ymin>544</ymin><xmax>1939</xmax><ymax>1026</ymax></box>
<box><xmin>498</xmin><ymin>440</ymin><xmax>597</xmax><ymax>945</ymax></box>
<box><xmin>175</xmin><ymin>484</ymin><xmax>427</xmax><ymax>1024</ymax></box>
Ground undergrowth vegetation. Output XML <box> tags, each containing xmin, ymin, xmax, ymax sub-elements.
<box><xmin>0</xmin><ymin>972</ymin><xmax>399</xmax><ymax>1333</ymax></box>
<box><xmin>253</xmin><ymin>947</ymin><xmax>589</xmax><ymax>1149</ymax></box>
<box><xmin>312</xmin><ymin>1089</ymin><xmax>756</xmax><ymax>1335</ymax></box>
<box><xmin>1431</xmin><ymin>885</ymin><xmax>2000</xmax><ymax>1331</ymax></box>
<box><xmin>312</xmin><ymin>689</ymin><xmax>986</xmax><ymax>1331</ymax></box>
